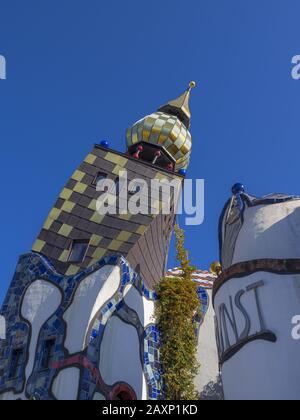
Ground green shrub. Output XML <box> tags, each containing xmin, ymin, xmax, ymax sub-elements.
<box><xmin>155</xmin><ymin>225</ymin><xmax>200</xmax><ymax>400</ymax></box>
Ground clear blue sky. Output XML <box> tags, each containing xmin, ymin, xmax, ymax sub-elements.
<box><xmin>0</xmin><ymin>0</ymin><xmax>300</xmax><ymax>304</ymax></box>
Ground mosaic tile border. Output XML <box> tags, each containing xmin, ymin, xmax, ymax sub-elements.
<box><xmin>0</xmin><ymin>252</ymin><xmax>211</xmax><ymax>400</ymax></box>
<box><xmin>0</xmin><ymin>252</ymin><xmax>159</xmax><ymax>400</ymax></box>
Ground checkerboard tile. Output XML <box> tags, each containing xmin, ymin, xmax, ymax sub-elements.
<box><xmin>90</xmin><ymin>234</ymin><xmax>102</xmax><ymax>247</ymax></box>
<box><xmin>32</xmin><ymin>239</ymin><xmax>46</xmax><ymax>253</ymax></box>
<box><xmin>126</xmin><ymin>111</ymin><xmax>191</xmax><ymax>170</ymax></box>
<box><xmin>32</xmin><ymin>146</ymin><xmax>182</xmax><ymax>281</ymax></box>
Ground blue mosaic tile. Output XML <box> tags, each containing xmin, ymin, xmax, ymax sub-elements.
<box><xmin>0</xmin><ymin>252</ymin><xmax>209</xmax><ymax>401</ymax></box>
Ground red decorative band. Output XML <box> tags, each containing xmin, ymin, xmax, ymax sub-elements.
<box><xmin>52</xmin><ymin>354</ymin><xmax>110</xmax><ymax>396</ymax></box>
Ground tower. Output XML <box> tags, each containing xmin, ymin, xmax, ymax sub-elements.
<box><xmin>0</xmin><ymin>84</ymin><xmax>195</xmax><ymax>400</ymax></box>
<box><xmin>215</xmin><ymin>185</ymin><xmax>300</xmax><ymax>400</ymax></box>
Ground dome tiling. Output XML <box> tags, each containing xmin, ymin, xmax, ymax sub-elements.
<box><xmin>126</xmin><ymin>82</ymin><xmax>196</xmax><ymax>172</ymax></box>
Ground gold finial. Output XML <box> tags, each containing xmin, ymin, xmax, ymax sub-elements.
<box><xmin>189</xmin><ymin>81</ymin><xmax>196</xmax><ymax>90</ymax></box>
<box><xmin>158</xmin><ymin>82</ymin><xmax>196</xmax><ymax>129</ymax></box>
<box><xmin>210</xmin><ymin>261</ymin><xmax>222</xmax><ymax>276</ymax></box>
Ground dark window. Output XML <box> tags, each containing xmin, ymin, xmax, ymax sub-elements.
<box><xmin>128</xmin><ymin>142</ymin><xmax>175</xmax><ymax>170</ymax></box>
<box><xmin>92</xmin><ymin>172</ymin><xmax>107</xmax><ymax>187</ymax></box>
<box><xmin>115</xmin><ymin>177</ymin><xmax>120</xmax><ymax>195</ymax></box>
<box><xmin>40</xmin><ymin>339</ymin><xmax>56</xmax><ymax>370</ymax></box>
<box><xmin>68</xmin><ymin>240</ymin><xmax>89</xmax><ymax>263</ymax></box>
<box><xmin>9</xmin><ymin>348</ymin><xmax>24</xmax><ymax>379</ymax></box>
<box><xmin>129</xmin><ymin>181</ymin><xmax>144</xmax><ymax>195</ymax></box>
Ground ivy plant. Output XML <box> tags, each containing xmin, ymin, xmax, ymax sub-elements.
<box><xmin>155</xmin><ymin>225</ymin><xmax>200</xmax><ymax>400</ymax></box>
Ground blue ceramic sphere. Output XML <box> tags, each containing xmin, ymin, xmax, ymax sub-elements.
<box><xmin>100</xmin><ymin>140</ymin><xmax>109</xmax><ymax>149</ymax></box>
<box><xmin>231</xmin><ymin>183</ymin><xmax>245</xmax><ymax>195</ymax></box>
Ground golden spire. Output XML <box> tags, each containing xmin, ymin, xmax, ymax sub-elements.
<box><xmin>158</xmin><ymin>81</ymin><xmax>196</xmax><ymax>129</ymax></box>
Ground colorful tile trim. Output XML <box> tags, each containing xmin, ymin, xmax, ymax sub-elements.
<box><xmin>0</xmin><ymin>251</ymin><xmax>211</xmax><ymax>400</ymax></box>
<box><xmin>0</xmin><ymin>252</ymin><xmax>159</xmax><ymax>400</ymax></box>
<box><xmin>194</xmin><ymin>287</ymin><xmax>210</xmax><ymax>337</ymax></box>
<box><xmin>143</xmin><ymin>325</ymin><xmax>163</xmax><ymax>400</ymax></box>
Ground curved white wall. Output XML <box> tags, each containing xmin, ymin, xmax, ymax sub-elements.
<box><xmin>52</xmin><ymin>367</ymin><xmax>80</xmax><ymax>400</ymax></box>
<box><xmin>63</xmin><ymin>265</ymin><xmax>120</xmax><ymax>354</ymax></box>
<box><xmin>99</xmin><ymin>316</ymin><xmax>146</xmax><ymax>400</ymax></box>
<box><xmin>195</xmin><ymin>290</ymin><xmax>220</xmax><ymax>395</ymax></box>
<box><xmin>232</xmin><ymin>200</ymin><xmax>300</xmax><ymax>264</ymax></box>
<box><xmin>93</xmin><ymin>392</ymin><xmax>106</xmax><ymax>400</ymax></box>
<box><xmin>21</xmin><ymin>280</ymin><xmax>62</xmax><ymax>383</ymax></box>
<box><xmin>123</xmin><ymin>285</ymin><xmax>155</xmax><ymax>327</ymax></box>
<box><xmin>6</xmin><ymin>264</ymin><xmax>154</xmax><ymax>400</ymax></box>
<box><xmin>0</xmin><ymin>391</ymin><xmax>18</xmax><ymax>400</ymax></box>
<box><xmin>215</xmin><ymin>272</ymin><xmax>300</xmax><ymax>400</ymax></box>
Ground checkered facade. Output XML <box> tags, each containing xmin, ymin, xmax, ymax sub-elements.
<box><xmin>32</xmin><ymin>145</ymin><xmax>182</xmax><ymax>288</ymax></box>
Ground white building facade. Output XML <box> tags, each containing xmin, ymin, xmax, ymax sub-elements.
<box><xmin>215</xmin><ymin>186</ymin><xmax>300</xmax><ymax>400</ymax></box>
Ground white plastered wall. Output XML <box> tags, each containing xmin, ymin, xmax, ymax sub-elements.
<box><xmin>215</xmin><ymin>272</ymin><xmax>300</xmax><ymax>400</ymax></box>
<box><xmin>195</xmin><ymin>289</ymin><xmax>220</xmax><ymax>395</ymax></box>
<box><xmin>123</xmin><ymin>285</ymin><xmax>155</xmax><ymax>327</ymax></box>
<box><xmin>99</xmin><ymin>316</ymin><xmax>147</xmax><ymax>400</ymax></box>
<box><xmin>63</xmin><ymin>265</ymin><xmax>120</xmax><ymax>354</ymax></box>
<box><xmin>233</xmin><ymin>200</ymin><xmax>300</xmax><ymax>264</ymax></box>
<box><xmin>52</xmin><ymin>367</ymin><xmax>80</xmax><ymax>400</ymax></box>
<box><xmin>21</xmin><ymin>280</ymin><xmax>62</xmax><ymax>385</ymax></box>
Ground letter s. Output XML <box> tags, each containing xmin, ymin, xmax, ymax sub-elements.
<box><xmin>291</xmin><ymin>55</ymin><xmax>300</xmax><ymax>80</ymax></box>
<box><xmin>291</xmin><ymin>315</ymin><xmax>300</xmax><ymax>340</ymax></box>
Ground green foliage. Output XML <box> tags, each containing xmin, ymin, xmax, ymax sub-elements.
<box><xmin>155</xmin><ymin>225</ymin><xmax>200</xmax><ymax>400</ymax></box>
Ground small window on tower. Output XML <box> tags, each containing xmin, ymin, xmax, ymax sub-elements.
<box><xmin>40</xmin><ymin>338</ymin><xmax>56</xmax><ymax>370</ymax></box>
<box><xmin>68</xmin><ymin>240</ymin><xmax>89</xmax><ymax>263</ymax></box>
<box><xmin>129</xmin><ymin>181</ymin><xmax>145</xmax><ymax>195</ymax></box>
<box><xmin>115</xmin><ymin>177</ymin><xmax>120</xmax><ymax>195</ymax></box>
<box><xmin>9</xmin><ymin>348</ymin><xmax>24</xmax><ymax>379</ymax></box>
<box><xmin>92</xmin><ymin>172</ymin><xmax>107</xmax><ymax>187</ymax></box>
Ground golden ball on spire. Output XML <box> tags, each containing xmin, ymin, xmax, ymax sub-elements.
<box><xmin>189</xmin><ymin>81</ymin><xmax>196</xmax><ymax>90</ymax></box>
<box><xmin>210</xmin><ymin>261</ymin><xmax>222</xmax><ymax>276</ymax></box>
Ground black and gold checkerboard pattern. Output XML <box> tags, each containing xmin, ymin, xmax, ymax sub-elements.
<box><xmin>32</xmin><ymin>145</ymin><xmax>182</xmax><ymax>287</ymax></box>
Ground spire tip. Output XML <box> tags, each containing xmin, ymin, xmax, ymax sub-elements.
<box><xmin>189</xmin><ymin>81</ymin><xmax>196</xmax><ymax>90</ymax></box>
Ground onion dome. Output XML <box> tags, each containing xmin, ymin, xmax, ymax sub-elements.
<box><xmin>126</xmin><ymin>82</ymin><xmax>196</xmax><ymax>172</ymax></box>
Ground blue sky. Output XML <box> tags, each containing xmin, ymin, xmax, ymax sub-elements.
<box><xmin>0</xmin><ymin>0</ymin><xmax>300</xmax><ymax>304</ymax></box>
